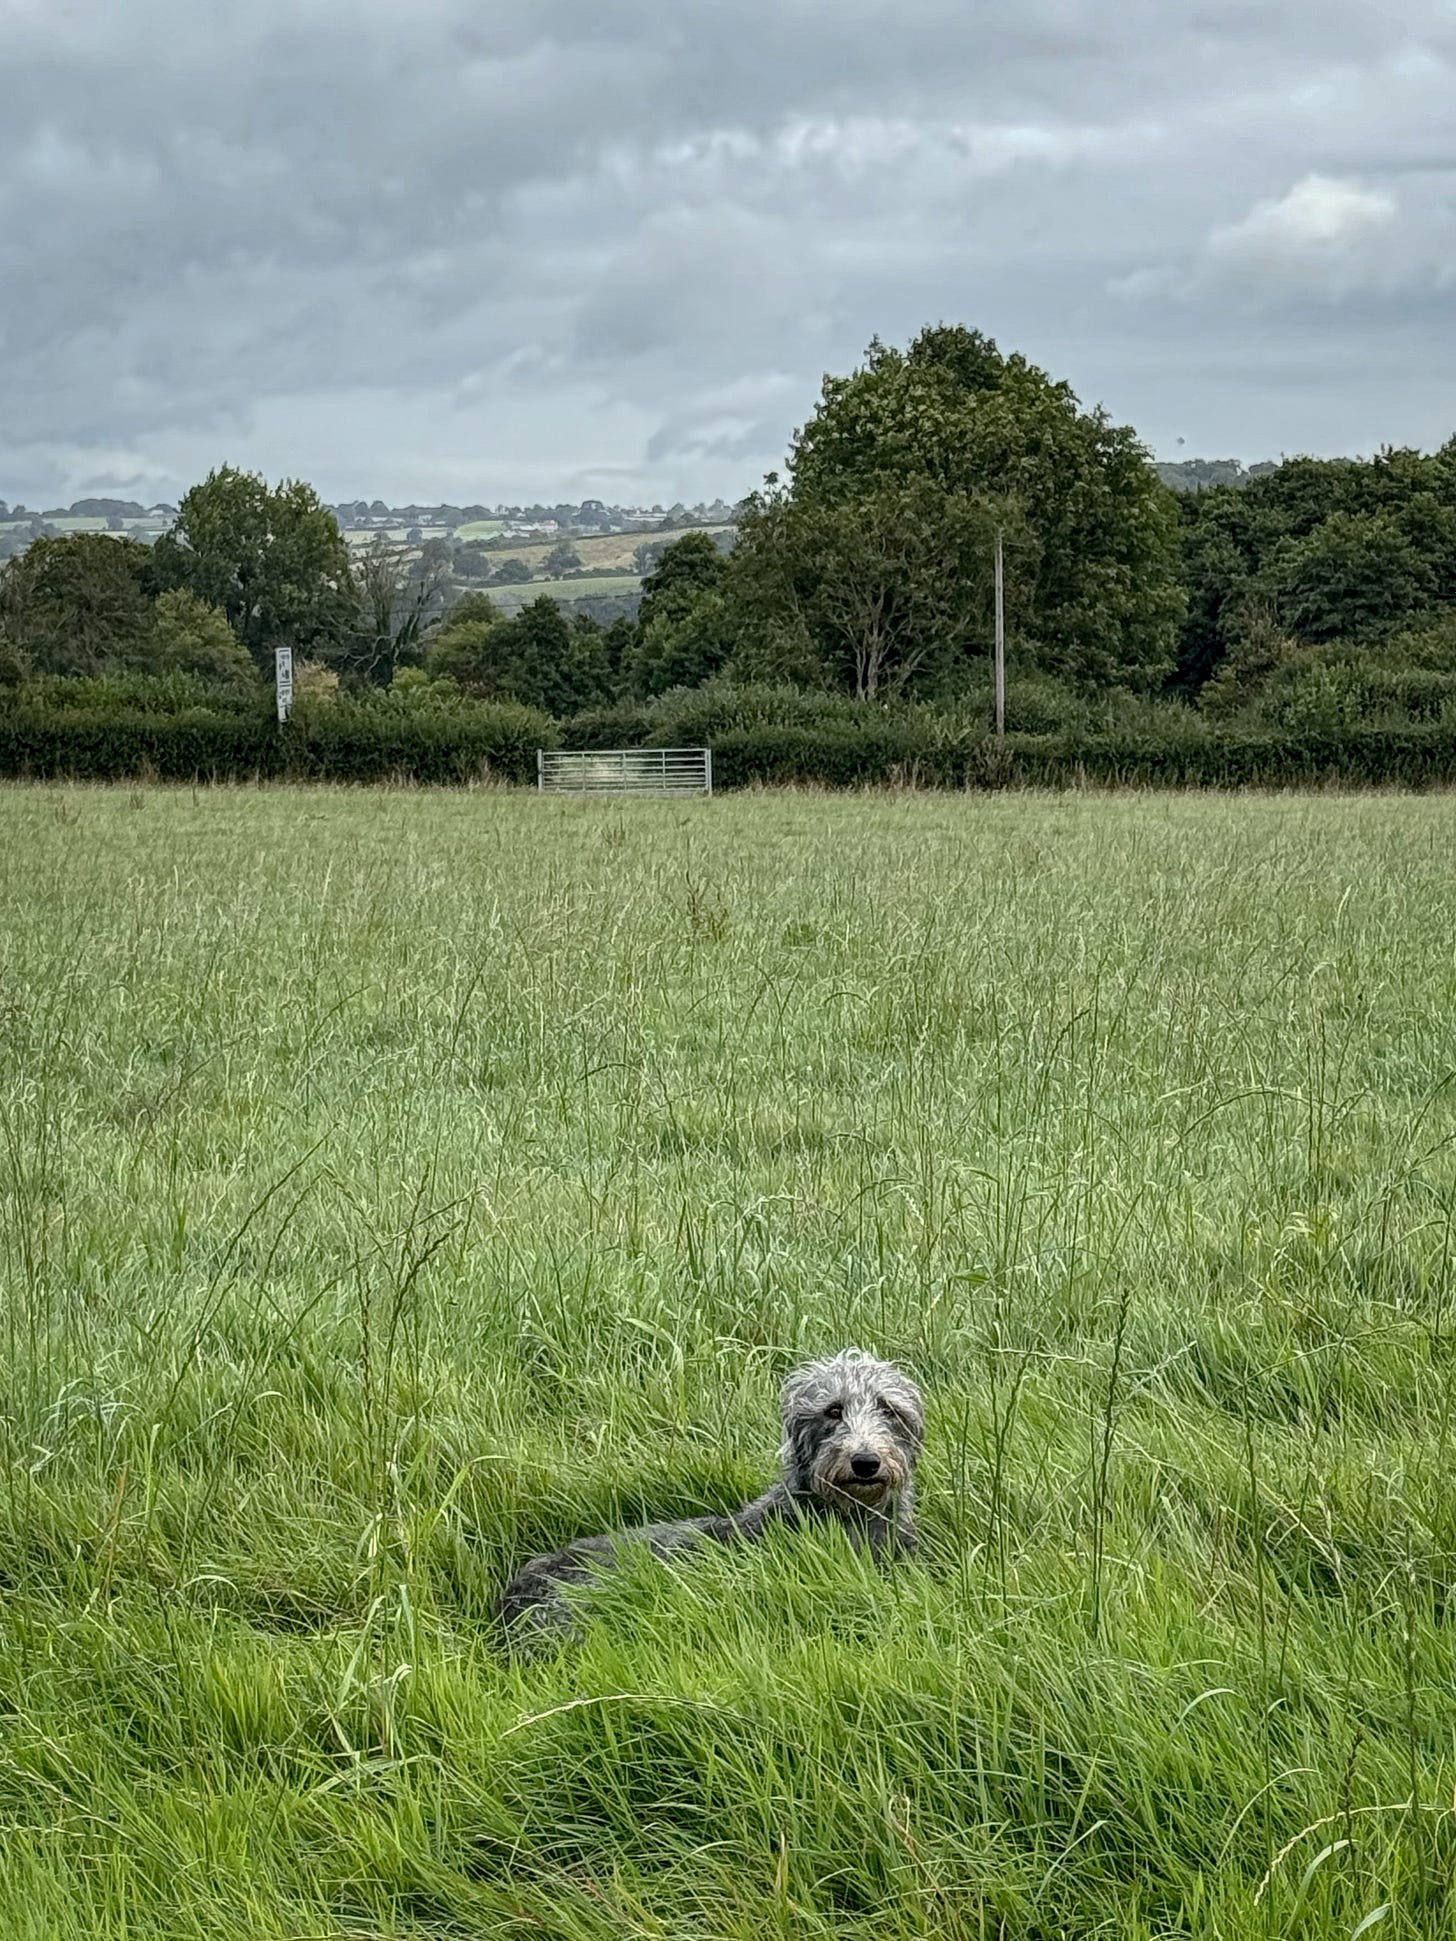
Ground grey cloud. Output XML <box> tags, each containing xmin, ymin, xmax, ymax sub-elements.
<box><xmin>1</xmin><ymin>0</ymin><xmax>1454</xmax><ymax>504</ymax></box>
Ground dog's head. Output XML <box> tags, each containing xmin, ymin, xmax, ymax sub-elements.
<box><xmin>780</xmin><ymin>1349</ymin><xmax>924</xmax><ymax>1510</ymax></box>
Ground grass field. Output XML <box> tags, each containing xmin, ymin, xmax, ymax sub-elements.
<box><xmin>487</xmin><ymin>571</ymin><xmax>646</xmax><ymax>615</ymax></box>
<box><xmin>3</xmin><ymin>784</ymin><xmax>1456</xmax><ymax>1938</ymax></box>
<box><xmin>489</xmin><ymin>525</ymin><xmax>733</xmax><ymax>577</ymax></box>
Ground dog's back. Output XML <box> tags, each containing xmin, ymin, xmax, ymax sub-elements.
<box><xmin>495</xmin><ymin>1511</ymin><xmax>736</xmax><ymax>1641</ymax></box>
<box><xmin>495</xmin><ymin>1351</ymin><xmax>923</xmax><ymax>1644</ymax></box>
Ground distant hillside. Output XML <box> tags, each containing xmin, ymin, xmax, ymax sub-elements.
<box><xmin>1156</xmin><ymin>458</ymin><xmax>1280</xmax><ymax>493</ymax></box>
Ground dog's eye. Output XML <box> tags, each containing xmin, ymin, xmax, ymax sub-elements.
<box><xmin>823</xmin><ymin>1402</ymin><xmax>844</xmax><ymax>1421</ymax></box>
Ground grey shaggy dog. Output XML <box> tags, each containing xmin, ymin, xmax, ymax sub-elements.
<box><xmin>496</xmin><ymin>1349</ymin><xmax>925</xmax><ymax>1643</ymax></box>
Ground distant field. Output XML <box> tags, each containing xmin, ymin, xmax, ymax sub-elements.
<box><xmin>454</xmin><ymin>518</ymin><xmax>505</xmax><ymax>540</ymax></box>
<box><xmin>345</xmin><ymin>525</ymin><xmax>455</xmax><ymax>547</ymax></box>
<box><xmin>6</xmin><ymin>517</ymin><xmax>162</xmax><ymax>536</ymax></box>
<box><xmin>497</xmin><ymin>523</ymin><xmax>733</xmax><ymax>576</ymax></box>
<box><xmin>3</xmin><ymin>786</ymin><xmax>1456</xmax><ymax>1938</ymax></box>
<box><xmin>488</xmin><ymin>570</ymin><xmax>645</xmax><ymax>613</ymax></box>
<box><xmin>3</xmin><ymin>517</ymin><xmax>171</xmax><ymax>540</ymax></box>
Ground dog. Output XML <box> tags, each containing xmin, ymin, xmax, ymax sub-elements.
<box><xmin>496</xmin><ymin>1348</ymin><xmax>924</xmax><ymax>1642</ymax></box>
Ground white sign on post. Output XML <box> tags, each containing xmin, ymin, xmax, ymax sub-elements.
<box><xmin>275</xmin><ymin>645</ymin><xmax>294</xmax><ymax>723</ymax></box>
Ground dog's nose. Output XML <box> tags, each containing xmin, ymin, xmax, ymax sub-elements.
<box><xmin>849</xmin><ymin>1451</ymin><xmax>881</xmax><ymax>1480</ymax></box>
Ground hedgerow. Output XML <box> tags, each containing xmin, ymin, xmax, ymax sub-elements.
<box><xmin>5</xmin><ymin>676</ymin><xmax>1456</xmax><ymax>789</ymax></box>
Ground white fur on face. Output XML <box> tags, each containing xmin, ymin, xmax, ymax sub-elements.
<box><xmin>780</xmin><ymin>1349</ymin><xmax>924</xmax><ymax>1503</ymax></box>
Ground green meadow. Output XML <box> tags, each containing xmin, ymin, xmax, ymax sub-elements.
<box><xmin>2</xmin><ymin>783</ymin><xmax>1455</xmax><ymax>1938</ymax></box>
<box><xmin>487</xmin><ymin>570</ymin><xmax>646</xmax><ymax>614</ymax></box>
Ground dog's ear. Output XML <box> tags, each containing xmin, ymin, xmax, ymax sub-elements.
<box><xmin>779</xmin><ymin>1363</ymin><xmax>813</xmax><ymax>1426</ymax></box>
<box><xmin>880</xmin><ymin>1368</ymin><xmax>926</xmax><ymax>1447</ymax></box>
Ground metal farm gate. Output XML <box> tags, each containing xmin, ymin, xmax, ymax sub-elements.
<box><xmin>536</xmin><ymin>747</ymin><xmax>713</xmax><ymax>798</ymax></box>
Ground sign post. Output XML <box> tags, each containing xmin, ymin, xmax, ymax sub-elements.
<box><xmin>275</xmin><ymin>645</ymin><xmax>294</xmax><ymax>724</ymax></box>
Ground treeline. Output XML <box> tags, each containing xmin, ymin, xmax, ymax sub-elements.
<box><xmin>3</xmin><ymin>324</ymin><xmax>1456</xmax><ymax>789</ymax></box>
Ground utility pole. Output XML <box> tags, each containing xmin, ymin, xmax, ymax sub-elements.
<box><xmin>994</xmin><ymin>528</ymin><xmax>1005</xmax><ymax>739</ymax></box>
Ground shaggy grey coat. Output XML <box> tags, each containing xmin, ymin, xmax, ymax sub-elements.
<box><xmin>496</xmin><ymin>1348</ymin><xmax>925</xmax><ymax>1642</ymax></box>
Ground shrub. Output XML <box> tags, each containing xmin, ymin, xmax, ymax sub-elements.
<box><xmin>284</xmin><ymin>695</ymin><xmax>549</xmax><ymax>784</ymax></box>
<box><xmin>18</xmin><ymin>670</ymin><xmax>251</xmax><ymax>714</ymax></box>
<box><xmin>0</xmin><ymin>708</ymin><xmax>280</xmax><ymax>782</ymax></box>
<box><xmin>0</xmin><ymin>694</ymin><xmax>549</xmax><ymax>785</ymax></box>
<box><xmin>9</xmin><ymin>679</ymin><xmax>1456</xmax><ymax>793</ymax></box>
<box><xmin>146</xmin><ymin>590</ymin><xmax>258</xmax><ymax>690</ymax></box>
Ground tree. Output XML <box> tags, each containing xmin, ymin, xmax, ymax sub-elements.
<box><xmin>499</xmin><ymin>597</ymin><xmax>610</xmax><ymax>714</ymax></box>
<box><xmin>622</xmin><ymin>530</ymin><xmax>737</xmax><ymax>696</ymax></box>
<box><xmin>0</xmin><ymin>631</ymin><xmax>28</xmax><ymax>686</ymax></box>
<box><xmin>436</xmin><ymin>591</ymin><xmax>501</xmax><ymax>633</ymax></box>
<box><xmin>425</xmin><ymin>595</ymin><xmax>609</xmax><ymax>714</ymax></box>
<box><xmin>454</xmin><ymin>543</ymin><xmax>495</xmax><ymax>583</ymax></box>
<box><xmin>1171</xmin><ymin>489</ymin><xmax>1259</xmax><ymax>694</ymax></box>
<box><xmin>543</xmin><ymin>541</ymin><xmax>582</xmax><ymax>576</ymax></box>
<box><xmin>633</xmin><ymin>539</ymin><xmax>669</xmax><ymax>577</ymax></box>
<box><xmin>1198</xmin><ymin>605</ymin><xmax>1302</xmax><ymax>715</ymax></box>
<box><xmin>423</xmin><ymin>593</ymin><xmax>503</xmax><ymax>687</ymax></box>
<box><xmin>635</xmin><ymin>531</ymin><xmax>725</xmax><ymax>628</ymax></box>
<box><xmin>490</xmin><ymin>557</ymin><xmax>533</xmax><ymax>585</ymax></box>
<box><xmin>745</xmin><ymin>325</ymin><xmax>1184</xmax><ymax>694</ymax></box>
<box><xmin>349</xmin><ymin>538</ymin><xmax>452</xmax><ymax>684</ymax></box>
<box><xmin>150</xmin><ymin>466</ymin><xmax>355</xmax><ymax>671</ymax></box>
<box><xmin>0</xmin><ymin>533</ymin><xmax>155</xmax><ymax>674</ymax></box>
<box><xmin>732</xmin><ymin>478</ymin><xmax>1022</xmax><ymax>700</ymax></box>
<box><xmin>1175</xmin><ymin>445</ymin><xmax>1456</xmax><ymax>686</ymax></box>
<box><xmin>144</xmin><ymin>589</ymin><xmax>258</xmax><ymax>689</ymax></box>
<box><xmin>600</xmin><ymin>615</ymin><xmax>636</xmax><ymax>686</ymax></box>
<box><xmin>1261</xmin><ymin>511</ymin><xmax>1435</xmax><ymax>646</ymax></box>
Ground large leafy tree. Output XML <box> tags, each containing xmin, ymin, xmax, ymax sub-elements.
<box><xmin>425</xmin><ymin>594</ymin><xmax>610</xmax><ymax>715</ymax></box>
<box><xmin>625</xmin><ymin>530</ymin><xmax>736</xmax><ymax>697</ymax></box>
<box><xmin>735</xmin><ymin>325</ymin><xmax>1184</xmax><ymax>695</ymax></box>
<box><xmin>1176</xmin><ymin>443</ymin><xmax>1456</xmax><ymax>688</ymax></box>
<box><xmin>151</xmin><ymin>466</ymin><xmax>355</xmax><ymax>671</ymax></box>
<box><xmin>1261</xmin><ymin>511</ymin><xmax>1437</xmax><ymax>646</ymax></box>
<box><xmin>0</xmin><ymin>533</ymin><xmax>155</xmax><ymax>674</ymax></box>
<box><xmin>732</xmin><ymin>477</ymin><xmax>1023</xmax><ymax>699</ymax></box>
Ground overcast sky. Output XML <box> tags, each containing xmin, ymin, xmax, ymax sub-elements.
<box><xmin>2</xmin><ymin>0</ymin><xmax>1454</xmax><ymax>508</ymax></box>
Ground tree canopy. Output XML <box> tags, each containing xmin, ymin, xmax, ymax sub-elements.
<box><xmin>1173</xmin><ymin>441</ymin><xmax>1456</xmax><ymax>693</ymax></box>
<box><xmin>735</xmin><ymin>325</ymin><xmax>1184</xmax><ymax>696</ymax></box>
<box><xmin>626</xmin><ymin>531</ymin><xmax>736</xmax><ymax>697</ymax></box>
<box><xmin>425</xmin><ymin>594</ymin><xmax>610</xmax><ymax>714</ymax></box>
<box><xmin>0</xmin><ymin>534</ymin><xmax>155</xmax><ymax>675</ymax></box>
<box><xmin>151</xmin><ymin>466</ymin><xmax>355</xmax><ymax>670</ymax></box>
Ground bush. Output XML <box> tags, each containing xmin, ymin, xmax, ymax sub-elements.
<box><xmin>559</xmin><ymin>700</ymin><xmax>656</xmax><ymax>750</ymax></box>
<box><xmin>1008</xmin><ymin>725</ymin><xmax>1456</xmax><ymax>790</ymax></box>
<box><xmin>0</xmin><ymin>694</ymin><xmax>550</xmax><ymax>785</ymax></box>
<box><xmin>146</xmin><ymin>590</ymin><xmax>258</xmax><ymax>690</ymax></box>
<box><xmin>285</xmin><ymin>694</ymin><xmax>548</xmax><ymax>784</ymax></box>
<box><xmin>710</xmin><ymin>719</ymin><xmax>959</xmax><ymax>788</ymax></box>
<box><xmin>8</xmin><ymin>680</ymin><xmax>1456</xmax><ymax>792</ymax></box>
<box><xmin>19</xmin><ymin>670</ymin><xmax>253</xmax><ymax>714</ymax></box>
<box><xmin>0</xmin><ymin>708</ymin><xmax>280</xmax><ymax>782</ymax></box>
<box><xmin>1232</xmin><ymin>639</ymin><xmax>1456</xmax><ymax>736</ymax></box>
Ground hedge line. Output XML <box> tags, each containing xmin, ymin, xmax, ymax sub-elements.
<box><xmin>0</xmin><ymin>703</ymin><xmax>546</xmax><ymax>785</ymax></box>
<box><xmin>707</xmin><ymin>723</ymin><xmax>1456</xmax><ymax>790</ymax></box>
<box><xmin>5</xmin><ymin>702</ymin><xmax>1456</xmax><ymax>790</ymax></box>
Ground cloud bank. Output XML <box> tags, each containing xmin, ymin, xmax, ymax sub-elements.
<box><xmin>2</xmin><ymin>0</ymin><xmax>1454</xmax><ymax>504</ymax></box>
